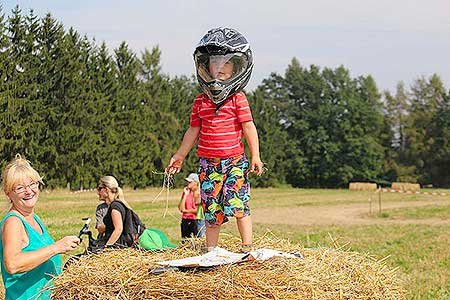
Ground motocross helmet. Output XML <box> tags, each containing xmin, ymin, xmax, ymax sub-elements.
<box><xmin>194</xmin><ymin>27</ymin><xmax>253</xmax><ymax>105</ymax></box>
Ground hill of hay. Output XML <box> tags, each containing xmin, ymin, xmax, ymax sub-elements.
<box><xmin>52</xmin><ymin>235</ymin><xmax>405</xmax><ymax>300</ymax></box>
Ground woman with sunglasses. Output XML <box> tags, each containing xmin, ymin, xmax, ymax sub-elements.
<box><xmin>96</xmin><ymin>176</ymin><xmax>136</xmax><ymax>248</ymax></box>
<box><xmin>0</xmin><ymin>154</ymin><xmax>80</xmax><ymax>300</ymax></box>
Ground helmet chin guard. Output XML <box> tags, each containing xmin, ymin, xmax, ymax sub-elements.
<box><xmin>194</xmin><ymin>27</ymin><xmax>253</xmax><ymax>105</ymax></box>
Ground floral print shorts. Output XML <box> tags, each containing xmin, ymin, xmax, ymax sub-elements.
<box><xmin>198</xmin><ymin>154</ymin><xmax>251</xmax><ymax>226</ymax></box>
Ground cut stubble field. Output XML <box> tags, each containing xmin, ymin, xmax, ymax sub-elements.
<box><xmin>254</xmin><ymin>197</ymin><xmax>450</xmax><ymax>226</ymax></box>
<box><xmin>1</xmin><ymin>187</ymin><xmax>449</xmax><ymax>299</ymax></box>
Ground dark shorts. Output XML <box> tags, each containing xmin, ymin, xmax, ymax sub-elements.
<box><xmin>198</xmin><ymin>154</ymin><xmax>251</xmax><ymax>227</ymax></box>
<box><xmin>181</xmin><ymin>218</ymin><xmax>197</xmax><ymax>238</ymax></box>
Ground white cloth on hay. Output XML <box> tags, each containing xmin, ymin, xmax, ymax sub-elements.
<box><xmin>157</xmin><ymin>247</ymin><xmax>303</xmax><ymax>268</ymax></box>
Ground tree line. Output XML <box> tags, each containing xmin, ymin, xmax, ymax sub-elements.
<box><xmin>1</xmin><ymin>7</ymin><xmax>449</xmax><ymax>189</ymax></box>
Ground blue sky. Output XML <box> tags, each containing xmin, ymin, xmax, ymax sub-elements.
<box><xmin>3</xmin><ymin>0</ymin><xmax>450</xmax><ymax>93</ymax></box>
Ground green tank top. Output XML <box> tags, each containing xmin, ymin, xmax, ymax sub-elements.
<box><xmin>0</xmin><ymin>212</ymin><xmax>62</xmax><ymax>300</ymax></box>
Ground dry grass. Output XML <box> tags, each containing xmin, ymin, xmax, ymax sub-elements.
<box><xmin>52</xmin><ymin>233</ymin><xmax>405</xmax><ymax>300</ymax></box>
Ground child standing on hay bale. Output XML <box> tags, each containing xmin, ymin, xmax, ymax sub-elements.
<box><xmin>166</xmin><ymin>27</ymin><xmax>263</xmax><ymax>252</ymax></box>
<box><xmin>178</xmin><ymin>173</ymin><xmax>202</xmax><ymax>239</ymax></box>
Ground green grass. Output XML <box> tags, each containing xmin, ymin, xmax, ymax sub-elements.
<box><xmin>376</xmin><ymin>205</ymin><xmax>450</xmax><ymax>219</ymax></box>
<box><xmin>1</xmin><ymin>187</ymin><xmax>449</xmax><ymax>299</ymax></box>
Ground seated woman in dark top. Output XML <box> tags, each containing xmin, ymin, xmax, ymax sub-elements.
<box><xmin>96</xmin><ymin>176</ymin><xmax>138</xmax><ymax>248</ymax></box>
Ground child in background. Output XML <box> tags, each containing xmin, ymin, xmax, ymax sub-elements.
<box><xmin>178</xmin><ymin>173</ymin><xmax>201</xmax><ymax>239</ymax></box>
<box><xmin>166</xmin><ymin>27</ymin><xmax>263</xmax><ymax>252</ymax></box>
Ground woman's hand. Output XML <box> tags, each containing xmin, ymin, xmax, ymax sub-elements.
<box><xmin>52</xmin><ymin>236</ymin><xmax>80</xmax><ymax>254</ymax></box>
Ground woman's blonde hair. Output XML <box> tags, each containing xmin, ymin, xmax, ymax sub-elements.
<box><xmin>98</xmin><ymin>175</ymin><xmax>131</xmax><ymax>209</ymax></box>
<box><xmin>1</xmin><ymin>154</ymin><xmax>43</xmax><ymax>195</ymax></box>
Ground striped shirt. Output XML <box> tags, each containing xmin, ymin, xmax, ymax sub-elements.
<box><xmin>190</xmin><ymin>91</ymin><xmax>253</xmax><ymax>158</ymax></box>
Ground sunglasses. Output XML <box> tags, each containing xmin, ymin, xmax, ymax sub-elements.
<box><xmin>97</xmin><ymin>185</ymin><xmax>108</xmax><ymax>192</ymax></box>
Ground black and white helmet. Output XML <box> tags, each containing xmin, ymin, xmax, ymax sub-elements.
<box><xmin>193</xmin><ymin>27</ymin><xmax>253</xmax><ymax>105</ymax></box>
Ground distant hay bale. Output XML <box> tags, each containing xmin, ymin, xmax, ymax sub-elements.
<box><xmin>391</xmin><ymin>182</ymin><xmax>420</xmax><ymax>191</ymax></box>
<box><xmin>52</xmin><ymin>235</ymin><xmax>405</xmax><ymax>300</ymax></box>
<box><xmin>349</xmin><ymin>182</ymin><xmax>377</xmax><ymax>191</ymax></box>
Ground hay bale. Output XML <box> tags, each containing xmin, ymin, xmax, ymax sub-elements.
<box><xmin>391</xmin><ymin>182</ymin><xmax>420</xmax><ymax>191</ymax></box>
<box><xmin>349</xmin><ymin>182</ymin><xmax>377</xmax><ymax>191</ymax></box>
<box><xmin>51</xmin><ymin>235</ymin><xmax>405</xmax><ymax>300</ymax></box>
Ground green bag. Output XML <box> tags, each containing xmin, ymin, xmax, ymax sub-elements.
<box><xmin>138</xmin><ymin>228</ymin><xmax>177</xmax><ymax>251</ymax></box>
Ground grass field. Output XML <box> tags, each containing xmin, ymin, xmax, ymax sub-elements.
<box><xmin>1</xmin><ymin>187</ymin><xmax>449</xmax><ymax>299</ymax></box>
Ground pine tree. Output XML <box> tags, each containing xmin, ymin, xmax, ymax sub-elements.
<box><xmin>0</xmin><ymin>5</ymin><xmax>10</xmax><ymax>168</ymax></box>
<box><xmin>88</xmin><ymin>42</ymin><xmax>119</xmax><ymax>182</ymax></box>
<box><xmin>113</xmin><ymin>41</ymin><xmax>144</xmax><ymax>188</ymax></box>
<box><xmin>35</xmin><ymin>13</ymin><xmax>65</xmax><ymax>187</ymax></box>
<box><xmin>2</xmin><ymin>6</ymin><xmax>27</xmax><ymax>161</ymax></box>
<box><xmin>1</xmin><ymin>7</ymin><xmax>44</xmax><ymax>165</ymax></box>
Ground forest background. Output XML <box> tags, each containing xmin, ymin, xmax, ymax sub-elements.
<box><xmin>1</xmin><ymin>6</ymin><xmax>450</xmax><ymax>190</ymax></box>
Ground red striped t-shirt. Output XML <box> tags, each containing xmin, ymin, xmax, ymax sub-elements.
<box><xmin>190</xmin><ymin>91</ymin><xmax>253</xmax><ymax>158</ymax></box>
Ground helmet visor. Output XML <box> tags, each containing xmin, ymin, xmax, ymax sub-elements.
<box><xmin>195</xmin><ymin>52</ymin><xmax>248</xmax><ymax>83</ymax></box>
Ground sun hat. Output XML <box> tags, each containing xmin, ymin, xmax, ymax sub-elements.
<box><xmin>185</xmin><ymin>173</ymin><xmax>199</xmax><ymax>183</ymax></box>
<box><xmin>139</xmin><ymin>228</ymin><xmax>177</xmax><ymax>251</ymax></box>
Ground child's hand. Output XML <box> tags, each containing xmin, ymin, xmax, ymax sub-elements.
<box><xmin>250</xmin><ymin>158</ymin><xmax>264</xmax><ymax>176</ymax></box>
<box><xmin>166</xmin><ymin>154</ymin><xmax>184</xmax><ymax>174</ymax></box>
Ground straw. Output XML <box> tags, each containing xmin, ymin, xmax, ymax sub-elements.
<box><xmin>151</xmin><ymin>171</ymin><xmax>174</xmax><ymax>218</ymax></box>
<box><xmin>52</xmin><ymin>233</ymin><xmax>405</xmax><ymax>300</ymax></box>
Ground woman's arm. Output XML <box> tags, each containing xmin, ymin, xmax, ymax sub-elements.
<box><xmin>96</xmin><ymin>224</ymin><xmax>106</xmax><ymax>234</ymax></box>
<box><xmin>106</xmin><ymin>209</ymin><xmax>123</xmax><ymax>245</ymax></box>
<box><xmin>2</xmin><ymin>217</ymin><xmax>79</xmax><ymax>274</ymax></box>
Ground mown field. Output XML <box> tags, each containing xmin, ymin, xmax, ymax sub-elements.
<box><xmin>1</xmin><ymin>187</ymin><xmax>449</xmax><ymax>299</ymax></box>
